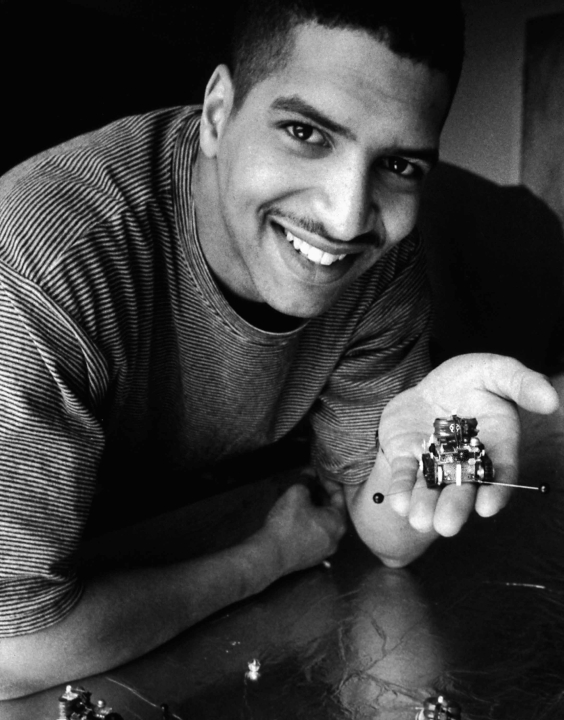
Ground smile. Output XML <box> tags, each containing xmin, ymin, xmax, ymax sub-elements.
<box><xmin>284</xmin><ymin>229</ymin><xmax>346</xmax><ymax>266</ymax></box>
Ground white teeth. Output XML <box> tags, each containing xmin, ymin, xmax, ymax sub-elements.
<box><xmin>305</xmin><ymin>246</ymin><xmax>324</xmax><ymax>263</ymax></box>
<box><xmin>284</xmin><ymin>230</ymin><xmax>345</xmax><ymax>266</ymax></box>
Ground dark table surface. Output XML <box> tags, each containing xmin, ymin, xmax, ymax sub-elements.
<box><xmin>4</xmin><ymin>399</ymin><xmax>564</xmax><ymax>720</ymax></box>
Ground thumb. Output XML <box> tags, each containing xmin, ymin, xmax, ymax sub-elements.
<box><xmin>483</xmin><ymin>355</ymin><xmax>559</xmax><ymax>414</ymax></box>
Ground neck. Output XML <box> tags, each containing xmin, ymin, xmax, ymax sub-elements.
<box><xmin>218</xmin><ymin>278</ymin><xmax>304</xmax><ymax>333</ymax></box>
<box><xmin>193</xmin><ymin>151</ymin><xmax>228</xmax><ymax>282</ymax></box>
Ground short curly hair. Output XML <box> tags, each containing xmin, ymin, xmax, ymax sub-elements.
<box><xmin>230</xmin><ymin>0</ymin><xmax>465</xmax><ymax>110</ymax></box>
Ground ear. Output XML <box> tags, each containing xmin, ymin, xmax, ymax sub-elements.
<box><xmin>200</xmin><ymin>65</ymin><xmax>235</xmax><ymax>159</ymax></box>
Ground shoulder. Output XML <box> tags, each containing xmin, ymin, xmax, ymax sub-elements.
<box><xmin>0</xmin><ymin>106</ymin><xmax>199</xmax><ymax>282</ymax></box>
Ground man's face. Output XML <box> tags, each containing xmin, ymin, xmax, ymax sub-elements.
<box><xmin>197</xmin><ymin>23</ymin><xmax>451</xmax><ymax>318</ymax></box>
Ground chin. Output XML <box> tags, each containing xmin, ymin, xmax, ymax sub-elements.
<box><xmin>269</xmin><ymin>295</ymin><xmax>336</xmax><ymax>319</ymax></box>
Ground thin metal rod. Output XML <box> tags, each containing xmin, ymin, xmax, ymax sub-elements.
<box><xmin>478</xmin><ymin>481</ymin><xmax>544</xmax><ymax>491</ymax></box>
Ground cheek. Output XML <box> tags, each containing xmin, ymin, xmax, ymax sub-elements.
<box><xmin>379</xmin><ymin>192</ymin><xmax>420</xmax><ymax>243</ymax></box>
<box><xmin>222</xmin><ymin>143</ymin><xmax>291</xmax><ymax>203</ymax></box>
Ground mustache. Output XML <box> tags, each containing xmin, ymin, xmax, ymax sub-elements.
<box><xmin>269</xmin><ymin>208</ymin><xmax>385</xmax><ymax>248</ymax></box>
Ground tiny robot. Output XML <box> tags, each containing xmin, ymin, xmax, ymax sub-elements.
<box><xmin>56</xmin><ymin>685</ymin><xmax>123</xmax><ymax>720</ymax></box>
<box><xmin>372</xmin><ymin>414</ymin><xmax>549</xmax><ymax>504</ymax></box>
<box><xmin>421</xmin><ymin>415</ymin><xmax>494</xmax><ymax>489</ymax></box>
<box><xmin>420</xmin><ymin>415</ymin><xmax>549</xmax><ymax>493</ymax></box>
<box><xmin>416</xmin><ymin>694</ymin><xmax>462</xmax><ymax>719</ymax></box>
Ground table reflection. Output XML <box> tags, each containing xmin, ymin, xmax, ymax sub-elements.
<box><xmin>92</xmin><ymin>539</ymin><xmax>446</xmax><ymax>720</ymax></box>
<box><xmin>3</xmin><ymin>400</ymin><xmax>564</xmax><ymax>719</ymax></box>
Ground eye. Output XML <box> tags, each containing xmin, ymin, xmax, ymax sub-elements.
<box><xmin>381</xmin><ymin>156</ymin><xmax>420</xmax><ymax>178</ymax></box>
<box><xmin>286</xmin><ymin>123</ymin><xmax>327</xmax><ymax>146</ymax></box>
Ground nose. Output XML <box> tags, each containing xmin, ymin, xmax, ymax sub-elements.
<box><xmin>315</xmin><ymin>160</ymin><xmax>376</xmax><ymax>241</ymax></box>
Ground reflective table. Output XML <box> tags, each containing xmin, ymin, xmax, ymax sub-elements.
<box><xmin>4</xmin><ymin>400</ymin><xmax>564</xmax><ymax>720</ymax></box>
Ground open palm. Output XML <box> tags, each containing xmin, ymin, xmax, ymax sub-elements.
<box><xmin>378</xmin><ymin>354</ymin><xmax>559</xmax><ymax>536</ymax></box>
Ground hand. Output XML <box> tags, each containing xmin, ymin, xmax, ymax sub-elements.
<box><xmin>378</xmin><ymin>354</ymin><xmax>559</xmax><ymax>537</ymax></box>
<box><xmin>259</xmin><ymin>483</ymin><xmax>347</xmax><ymax>577</ymax></box>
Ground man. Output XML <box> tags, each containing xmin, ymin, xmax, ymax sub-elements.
<box><xmin>0</xmin><ymin>0</ymin><xmax>557</xmax><ymax>699</ymax></box>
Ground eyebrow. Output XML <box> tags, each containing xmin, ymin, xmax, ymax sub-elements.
<box><xmin>389</xmin><ymin>146</ymin><xmax>440</xmax><ymax>168</ymax></box>
<box><xmin>270</xmin><ymin>95</ymin><xmax>357</xmax><ymax>141</ymax></box>
<box><xmin>270</xmin><ymin>94</ymin><xmax>440</xmax><ymax>167</ymax></box>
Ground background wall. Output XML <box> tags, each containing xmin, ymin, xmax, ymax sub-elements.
<box><xmin>441</xmin><ymin>0</ymin><xmax>564</xmax><ymax>185</ymax></box>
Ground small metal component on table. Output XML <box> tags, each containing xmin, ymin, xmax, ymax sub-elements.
<box><xmin>57</xmin><ymin>685</ymin><xmax>124</xmax><ymax>720</ymax></box>
<box><xmin>417</xmin><ymin>694</ymin><xmax>462</xmax><ymax>719</ymax></box>
<box><xmin>245</xmin><ymin>658</ymin><xmax>261</xmax><ymax>681</ymax></box>
<box><xmin>58</xmin><ymin>685</ymin><xmax>80</xmax><ymax>720</ymax></box>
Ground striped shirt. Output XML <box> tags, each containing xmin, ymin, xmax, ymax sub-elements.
<box><xmin>0</xmin><ymin>106</ymin><xmax>430</xmax><ymax>636</ymax></box>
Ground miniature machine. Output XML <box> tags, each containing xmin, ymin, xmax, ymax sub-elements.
<box><xmin>421</xmin><ymin>415</ymin><xmax>494</xmax><ymax>489</ymax></box>
<box><xmin>372</xmin><ymin>414</ymin><xmax>549</xmax><ymax>505</ymax></box>
<box><xmin>57</xmin><ymin>686</ymin><xmax>124</xmax><ymax>720</ymax></box>
<box><xmin>56</xmin><ymin>685</ymin><xmax>174</xmax><ymax>720</ymax></box>
<box><xmin>420</xmin><ymin>414</ymin><xmax>549</xmax><ymax>493</ymax></box>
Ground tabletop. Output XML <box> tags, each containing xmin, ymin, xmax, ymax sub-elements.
<box><xmin>3</xmin><ymin>401</ymin><xmax>564</xmax><ymax>720</ymax></box>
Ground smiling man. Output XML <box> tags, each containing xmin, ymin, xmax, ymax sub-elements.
<box><xmin>0</xmin><ymin>0</ymin><xmax>558</xmax><ymax>699</ymax></box>
<box><xmin>194</xmin><ymin>22</ymin><xmax>448</xmax><ymax>317</ymax></box>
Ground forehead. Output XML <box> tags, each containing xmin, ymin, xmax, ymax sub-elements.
<box><xmin>241</xmin><ymin>23</ymin><xmax>451</xmax><ymax>145</ymax></box>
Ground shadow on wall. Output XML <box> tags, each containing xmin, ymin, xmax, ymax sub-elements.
<box><xmin>2</xmin><ymin>1</ymin><xmax>564</xmax><ymax>376</ymax></box>
<box><xmin>419</xmin><ymin>162</ymin><xmax>564</xmax><ymax>374</ymax></box>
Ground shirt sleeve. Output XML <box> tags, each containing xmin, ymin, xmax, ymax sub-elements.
<box><xmin>0</xmin><ymin>262</ymin><xmax>108</xmax><ymax>636</ymax></box>
<box><xmin>310</xmin><ymin>233</ymin><xmax>432</xmax><ymax>485</ymax></box>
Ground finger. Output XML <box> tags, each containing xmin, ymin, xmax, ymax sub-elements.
<box><xmin>319</xmin><ymin>503</ymin><xmax>348</xmax><ymax>539</ymax></box>
<box><xmin>484</xmin><ymin>356</ymin><xmax>559</xmax><ymax>415</ymax></box>
<box><xmin>408</xmin><ymin>478</ymin><xmax>440</xmax><ymax>533</ymax></box>
<box><xmin>328</xmin><ymin>487</ymin><xmax>347</xmax><ymax>514</ymax></box>
<box><xmin>432</xmin><ymin>482</ymin><xmax>476</xmax><ymax>536</ymax></box>
<box><xmin>474</xmin><ymin>465</ymin><xmax>515</xmax><ymax>517</ymax></box>
<box><xmin>287</xmin><ymin>482</ymin><xmax>309</xmax><ymax>502</ymax></box>
<box><xmin>387</xmin><ymin>454</ymin><xmax>421</xmax><ymax>516</ymax></box>
<box><xmin>318</xmin><ymin>477</ymin><xmax>347</xmax><ymax>512</ymax></box>
<box><xmin>311</xmin><ymin>483</ymin><xmax>347</xmax><ymax>525</ymax></box>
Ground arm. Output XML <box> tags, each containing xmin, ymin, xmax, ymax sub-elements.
<box><xmin>345</xmin><ymin>354</ymin><xmax>559</xmax><ymax>566</ymax></box>
<box><xmin>0</xmin><ymin>483</ymin><xmax>346</xmax><ymax>700</ymax></box>
<box><xmin>308</xmin><ymin>233</ymin><xmax>434</xmax><ymax>565</ymax></box>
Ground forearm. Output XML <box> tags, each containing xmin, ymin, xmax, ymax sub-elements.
<box><xmin>344</xmin><ymin>457</ymin><xmax>438</xmax><ymax>567</ymax></box>
<box><xmin>0</xmin><ymin>531</ymin><xmax>279</xmax><ymax>700</ymax></box>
